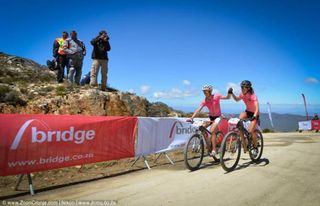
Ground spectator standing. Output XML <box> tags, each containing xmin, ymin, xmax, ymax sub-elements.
<box><xmin>53</xmin><ymin>31</ymin><xmax>69</xmax><ymax>83</ymax></box>
<box><xmin>63</xmin><ymin>31</ymin><xmax>86</xmax><ymax>85</ymax></box>
<box><xmin>90</xmin><ymin>30</ymin><xmax>111</xmax><ymax>91</ymax></box>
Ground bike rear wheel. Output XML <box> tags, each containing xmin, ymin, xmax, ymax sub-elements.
<box><xmin>184</xmin><ymin>134</ymin><xmax>204</xmax><ymax>171</ymax></box>
<box><xmin>249</xmin><ymin>130</ymin><xmax>264</xmax><ymax>162</ymax></box>
<box><xmin>220</xmin><ymin>131</ymin><xmax>241</xmax><ymax>172</ymax></box>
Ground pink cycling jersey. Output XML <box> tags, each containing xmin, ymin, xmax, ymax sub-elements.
<box><xmin>239</xmin><ymin>92</ymin><xmax>259</xmax><ymax>113</ymax></box>
<box><xmin>200</xmin><ymin>94</ymin><xmax>222</xmax><ymax>116</ymax></box>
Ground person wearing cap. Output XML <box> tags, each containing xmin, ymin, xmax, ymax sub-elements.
<box><xmin>63</xmin><ymin>30</ymin><xmax>86</xmax><ymax>85</ymax></box>
<box><xmin>229</xmin><ymin>80</ymin><xmax>260</xmax><ymax>156</ymax></box>
<box><xmin>89</xmin><ymin>30</ymin><xmax>111</xmax><ymax>91</ymax></box>
<box><xmin>188</xmin><ymin>84</ymin><xmax>231</xmax><ymax>156</ymax></box>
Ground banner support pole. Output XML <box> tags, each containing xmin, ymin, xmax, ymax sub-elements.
<box><xmin>143</xmin><ymin>156</ymin><xmax>151</xmax><ymax>170</ymax></box>
<box><xmin>27</xmin><ymin>174</ymin><xmax>35</xmax><ymax>196</ymax></box>
<box><xmin>154</xmin><ymin>152</ymin><xmax>174</xmax><ymax>165</ymax></box>
<box><xmin>14</xmin><ymin>173</ymin><xmax>35</xmax><ymax>196</ymax></box>
<box><xmin>154</xmin><ymin>153</ymin><xmax>163</xmax><ymax>163</ymax></box>
<box><xmin>14</xmin><ymin>174</ymin><xmax>24</xmax><ymax>191</ymax></box>
<box><xmin>165</xmin><ymin>153</ymin><xmax>174</xmax><ymax>165</ymax></box>
<box><xmin>131</xmin><ymin>156</ymin><xmax>151</xmax><ymax>170</ymax></box>
<box><xmin>131</xmin><ymin>156</ymin><xmax>141</xmax><ymax>167</ymax></box>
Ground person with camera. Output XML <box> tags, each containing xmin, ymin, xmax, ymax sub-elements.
<box><xmin>89</xmin><ymin>30</ymin><xmax>111</xmax><ymax>91</ymax></box>
<box><xmin>52</xmin><ymin>31</ymin><xmax>69</xmax><ymax>83</ymax></box>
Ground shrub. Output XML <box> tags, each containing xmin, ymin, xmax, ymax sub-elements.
<box><xmin>55</xmin><ymin>85</ymin><xmax>67</xmax><ymax>96</ymax></box>
<box><xmin>40</xmin><ymin>86</ymin><xmax>55</xmax><ymax>93</ymax></box>
<box><xmin>262</xmin><ymin>128</ymin><xmax>274</xmax><ymax>133</ymax></box>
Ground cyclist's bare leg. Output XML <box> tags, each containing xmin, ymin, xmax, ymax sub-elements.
<box><xmin>210</xmin><ymin>123</ymin><xmax>219</xmax><ymax>154</ymax></box>
<box><xmin>239</xmin><ymin>112</ymin><xmax>248</xmax><ymax>153</ymax></box>
<box><xmin>249</xmin><ymin>120</ymin><xmax>258</xmax><ymax>148</ymax></box>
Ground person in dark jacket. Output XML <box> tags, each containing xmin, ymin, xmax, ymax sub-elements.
<box><xmin>89</xmin><ymin>30</ymin><xmax>111</xmax><ymax>91</ymax></box>
<box><xmin>53</xmin><ymin>31</ymin><xmax>69</xmax><ymax>83</ymax></box>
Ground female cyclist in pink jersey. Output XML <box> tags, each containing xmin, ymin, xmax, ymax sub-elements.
<box><xmin>229</xmin><ymin>80</ymin><xmax>260</xmax><ymax>156</ymax></box>
<box><xmin>189</xmin><ymin>84</ymin><xmax>231</xmax><ymax>156</ymax></box>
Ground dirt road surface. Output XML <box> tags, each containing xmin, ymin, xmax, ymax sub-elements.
<box><xmin>6</xmin><ymin>132</ymin><xmax>320</xmax><ymax>206</ymax></box>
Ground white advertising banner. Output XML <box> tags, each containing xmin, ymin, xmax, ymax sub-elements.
<box><xmin>298</xmin><ymin>121</ymin><xmax>312</xmax><ymax>131</ymax></box>
<box><xmin>135</xmin><ymin>117</ymin><xmax>197</xmax><ymax>156</ymax></box>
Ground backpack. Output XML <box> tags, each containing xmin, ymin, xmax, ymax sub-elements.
<box><xmin>46</xmin><ymin>59</ymin><xmax>59</xmax><ymax>71</ymax></box>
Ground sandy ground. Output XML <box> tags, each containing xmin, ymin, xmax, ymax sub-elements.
<box><xmin>2</xmin><ymin>132</ymin><xmax>320</xmax><ymax>206</ymax></box>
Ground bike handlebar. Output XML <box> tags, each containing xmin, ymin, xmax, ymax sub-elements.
<box><xmin>186</xmin><ymin>115</ymin><xmax>229</xmax><ymax>124</ymax></box>
<box><xmin>240</xmin><ymin>117</ymin><xmax>256</xmax><ymax>122</ymax></box>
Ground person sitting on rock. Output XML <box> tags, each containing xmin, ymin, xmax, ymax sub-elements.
<box><xmin>80</xmin><ymin>71</ymin><xmax>91</xmax><ymax>86</ymax></box>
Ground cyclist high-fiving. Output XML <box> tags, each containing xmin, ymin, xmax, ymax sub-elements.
<box><xmin>229</xmin><ymin>80</ymin><xmax>260</xmax><ymax>156</ymax></box>
<box><xmin>189</xmin><ymin>84</ymin><xmax>231</xmax><ymax>156</ymax></box>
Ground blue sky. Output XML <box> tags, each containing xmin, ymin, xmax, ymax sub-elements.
<box><xmin>1</xmin><ymin>0</ymin><xmax>319</xmax><ymax>115</ymax></box>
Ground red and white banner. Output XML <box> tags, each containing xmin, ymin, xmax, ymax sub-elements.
<box><xmin>136</xmin><ymin>118</ymin><xmax>183</xmax><ymax>156</ymax></box>
<box><xmin>311</xmin><ymin>120</ymin><xmax>320</xmax><ymax>130</ymax></box>
<box><xmin>136</xmin><ymin>117</ymin><xmax>230</xmax><ymax>156</ymax></box>
<box><xmin>298</xmin><ymin>121</ymin><xmax>312</xmax><ymax>131</ymax></box>
<box><xmin>0</xmin><ymin>114</ymin><xmax>137</xmax><ymax>176</ymax></box>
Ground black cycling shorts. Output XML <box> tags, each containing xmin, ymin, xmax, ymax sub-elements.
<box><xmin>245</xmin><ymin>110</ymin><xmax>260</xmax><ymax>124</ymax></box>
<box><xmin>209</xmin><ymin>116</ymin><xmax>220</xmax><ymax>125</ymax></box>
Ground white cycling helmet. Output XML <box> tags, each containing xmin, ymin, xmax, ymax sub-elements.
<box><xmin>202</xmin><ymin>84</ymin><xmax>213</xmax><ymax>91</ymax></box>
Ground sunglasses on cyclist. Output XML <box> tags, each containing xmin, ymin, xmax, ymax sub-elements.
<box><xmin>241</xmin><ymin>86</ymin><xmax>250</xmax><ymax>89</ymax></box>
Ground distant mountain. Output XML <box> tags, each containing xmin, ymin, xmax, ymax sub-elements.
<box><xmin>259</xmin><ymin>113</ymin><xmax>307</xmax><ymax>132</ymax></box>
<box><xmin>221</xmin><ymin>113</ymin><xmax>307</xmax><ymax>132</ymax></box>
<box><xmin>174</xmin><ymin>111</ymin><xmax>306</xmax><ymax>132</ymax></box>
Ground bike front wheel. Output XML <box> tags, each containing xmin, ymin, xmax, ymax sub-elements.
<box><xmin>184</xmin><ymin>134</ymin><xmax>204</xmax><ymax>171</ymax></box>
<box><xmin>249</xmin><ymin>130</ymin><xmax>264</xmax><ymax>162</ymax></box>
<box><xmin>220</xmin><ymin>131</ymin><xmax>241</xmax><ymax>172</ymax></box>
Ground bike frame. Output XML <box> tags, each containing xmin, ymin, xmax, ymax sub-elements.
<box><xmin>234</xmin><ymin>118</ymin><xmax>254</xmax><ymax>151</ymax></box>
<box><xmin>198</xmin><ymin>123</ymin><xmax>223</xmax><ymax>147</ymax></box>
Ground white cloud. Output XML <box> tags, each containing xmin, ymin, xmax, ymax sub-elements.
<box><xmin>226</xmin><ymin>82</ymin><xmax>241</xmax><ymax>94</ymax></box>
<box><xmin>183</xmin><ymin>80</ymin><xmax>191</xmax><ymax>86</ymax></box>
<box><xmin>153</xmin><ymin>88</ymin><xmax>198</xmax><ymax>99</ymax></box>
<box><xmin>128</xmin><ymin>89</ymin><xmax>135</xmax><ymax>93</ymax></box>
<box><xmin>140</xmin><ymin>85</ymin><xmax>151</xmax><ymax>94</ymax></box>
<box><xmin>305</xmin><ymin>77</ymin><xmax>319</xmax><ymax>84</ymax></box>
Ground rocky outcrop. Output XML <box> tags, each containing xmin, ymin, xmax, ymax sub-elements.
<box><xmin>0</xmin><ymin>52</ymin><xmax>55</xmax><ymax>85</ymax></box>
<box><xmin>0</xmin><ymin>52</ymin><xmax>179</xmax><ymax>117</ymax></box>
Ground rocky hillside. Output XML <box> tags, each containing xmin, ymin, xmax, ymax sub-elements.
<box><xmin>0</xmin><ymin>52</ymin><xmax>178</xmax><ymax>117</ymax></box>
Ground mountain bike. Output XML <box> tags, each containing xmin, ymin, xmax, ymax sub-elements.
<box><xmin>220</xmin><ymin>118</ymin><xmax>264</xmax><ymax>172</ymax></box>
<box><xmin>184</xmin><ymin>119</ymin><xmax>224</xmax><ymax>171</ymax></box>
